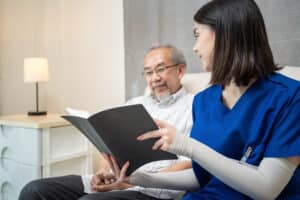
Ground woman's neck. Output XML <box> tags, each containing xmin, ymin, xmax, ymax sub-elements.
<box><xmin>222</xmin><ymin>80</ymin><xmax>255</xmax><ymax>109</ymax></box>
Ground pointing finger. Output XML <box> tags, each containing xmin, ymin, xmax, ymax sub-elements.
<box><xmin>137</xmin><ymin>129</ymin><xmax>164</xmax><ymax>141</ymax></box>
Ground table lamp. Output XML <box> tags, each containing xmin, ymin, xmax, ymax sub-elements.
<box><xmin>24</xmin><ymin>57</ymin><xmax>49</xmax><ymax>115</ymax></box>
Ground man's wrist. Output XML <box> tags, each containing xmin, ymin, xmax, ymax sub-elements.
<box><xmin>118</xmin><ymin>182</ymin><xmax>133</xmax><ymax>190</ymax></box>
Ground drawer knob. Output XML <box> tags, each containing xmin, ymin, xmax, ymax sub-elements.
<box><xmin>0</xmin><ymin>146</ymin><xmax>8</xmax><ymax>170</ymax></box>
<box><xmin>0</xmin><ymin>146</ymin><xmax>8</xmax><ymax>159</ymax></box>
<box><xmin>0</xmin><ymin>180</ymin><xmax>14</xmax><ymax>193</ymax></box>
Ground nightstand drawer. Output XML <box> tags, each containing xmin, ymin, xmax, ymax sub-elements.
<box><xmin>0</xmin><ymin>126</ymin><xmax>41</xmax><ymax>165</ymax></box>
<box><xmin>0</xmin><ymin>114</ymin><xmax>93</xmax><ymax>199</ymax></box>
<box><xmin>0</xmin><ymin>159</ymin><xmax>41</xmax><ymax>200</ymax></box>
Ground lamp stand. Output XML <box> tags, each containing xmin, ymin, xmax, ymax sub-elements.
<box><xmin>28</xmin><ymin>82</ymin><xmax>47</xmax><ymax>115</ymax></box>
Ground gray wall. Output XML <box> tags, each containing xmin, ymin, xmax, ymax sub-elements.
<box><xmin>259</xmin><ymin>0</ymin><xmax>300</xmax><ymax>66</ymax></box>
<box><xmin>124</xmin><ymin>0</ymin><xmax>300</xmax><ymax>100</ymax></box>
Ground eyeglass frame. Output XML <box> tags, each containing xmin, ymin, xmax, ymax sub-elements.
<box><xmin>141</xmin><ymin>63</ymin><xmax>179</xmax><ymax>78</ymax></box>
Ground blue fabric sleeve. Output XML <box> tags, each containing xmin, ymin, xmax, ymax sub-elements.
<box><xmin>192</xmin><ymin>95</ymin><xmax>197</xmax><ymax>123</ymax></box>
<box><xmin>265</xmin><ymin>91</ymin><xmax>300</xmax><ymax>157</ymax></box>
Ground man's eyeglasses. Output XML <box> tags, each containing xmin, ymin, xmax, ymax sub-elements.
<box><xmin>142</xmin><ymin>63</ymin><xmax>178</xmax><ymax>78</ymax></box>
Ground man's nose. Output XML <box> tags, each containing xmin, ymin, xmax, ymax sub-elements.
<box><xmin>193</xmin><ymin>42</ymin><xmax>198</xmax><ymax>53</ymax></box>
<box><xmin>150</xmin><ymin>71</ymin><xmax>161</xmax><ymax>81</ymax></box>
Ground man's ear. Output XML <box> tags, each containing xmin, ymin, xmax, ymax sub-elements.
<box><xmin>177</xmin><ymin>64</ymin><xmax>186</xmax><ymax>79</ymax></box>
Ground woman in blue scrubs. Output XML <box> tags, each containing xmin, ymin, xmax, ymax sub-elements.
<box><xmin>107</xmin><ymin>0</ymin><xmax>300</xmax><ymax>199</ymax></box>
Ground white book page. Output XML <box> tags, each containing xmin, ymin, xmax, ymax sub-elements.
<box><xmin>66</xmin><ymin>107</ymin><xmax>90</xmax><ymax>118</ymax></box>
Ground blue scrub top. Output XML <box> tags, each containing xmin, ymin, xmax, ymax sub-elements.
<box><xmin>183</xmin><ymin>73</ymin><xmax>300</xmax><ymax>200</ymax></box>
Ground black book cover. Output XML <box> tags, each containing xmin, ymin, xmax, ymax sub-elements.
<box><xmin>62</xmin><ymin>104</ymin><xmax>177</xmax><ymax>175</ymax></box>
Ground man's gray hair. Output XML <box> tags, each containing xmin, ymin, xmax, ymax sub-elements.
<box><xmin>147</xmin><ymin>44</ymin><xmax>187</xmax><ymax>67</ymax></box>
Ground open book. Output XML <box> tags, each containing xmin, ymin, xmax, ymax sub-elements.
<box><xmin>62</xmin><ymin>104</ymin><xmax>177</xmax><ymax>175</ymax></box>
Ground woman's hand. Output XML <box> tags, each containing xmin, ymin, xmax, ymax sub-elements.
<box><xmin>137</xmin><ymin>119</ymin><xmax>193</xmax><ymax>157</ymax></box>
<box><xmin>137</xmin><ymin>119</ymin><xmax>178</xmax><ymax>152</ymax></box>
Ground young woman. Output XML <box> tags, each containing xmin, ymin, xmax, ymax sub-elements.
<box><xmin>105</xmin><ymin>0</ymin><xmax>300</xmax><ymax>199</ymax></box>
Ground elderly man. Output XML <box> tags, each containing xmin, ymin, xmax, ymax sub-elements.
<box><xmin>19</xmin><ymin>44</ymin><xmax>194</xmax><ymax>200</ymax></box>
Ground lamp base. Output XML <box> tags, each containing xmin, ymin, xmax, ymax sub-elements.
<box><xmin>27</xmin><ymin>111</ymin><xmax>47</xmax><ymax>116</ymax></box>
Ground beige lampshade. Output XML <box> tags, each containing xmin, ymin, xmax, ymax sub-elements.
<box><xmin>24</xmin><ymin>57</ymin><xmax>49</xmax><ymax>82</ymax></box>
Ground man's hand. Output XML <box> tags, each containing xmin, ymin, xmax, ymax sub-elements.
<box><xmin>92</xmin><ymin>179</ymin><xmax>132</xmax><ymax>192</ymax></box>
<box><xmin>90</xmin><ymin>153</ymin><xmax>132</xmax><ymax>192</ymax></box>
<box><xmin>101</xmin><ymin>153</ymin><xmax>130</xmax><ymax>182</ymax></box>
<box><xmin>91</xmin><ymin>170</ymin><xmax>133</xmax><ymax>192</ymax></box>
<box><xmin>91</xmin><ymin>172</ymin><xmax>127</xmax><ymax>192</ymax></box>
<box><xmin>91</xmin><ymin>172</ymin><xmax>116</xmax><ymax>187</ymax></box>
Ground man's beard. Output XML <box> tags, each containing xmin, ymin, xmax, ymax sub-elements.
<box><xmin>151</xmin><ymin>83</ymin><xmax>172</xmax><ymax>102</ymax></box>
<box><xmin>155</xmin><ymin>90</ymin><xmax>171</xmax><ymax>102</ymax></box>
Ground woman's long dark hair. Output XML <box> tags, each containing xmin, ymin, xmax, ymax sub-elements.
<box><xmin>194</xmin><ymin>0</ymin><xmax>278</xmax><ymax>86</ymax></box>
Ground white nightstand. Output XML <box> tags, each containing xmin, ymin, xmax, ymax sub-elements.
<box><xmin>0</xmin><ymin>114</ymin><xmax>92</xmax><ymax>200</ymax></box>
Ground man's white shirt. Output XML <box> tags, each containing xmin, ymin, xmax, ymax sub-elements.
<box><xmin>82</xmin><ymin>87</ymin><xmax>194</xmax><ymax>199</ymax></box>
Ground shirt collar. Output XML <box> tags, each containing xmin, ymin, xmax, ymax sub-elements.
<box><xmin>148</xmin><ymin>86</ymin><xmax>187</xmax><ymax>107</ymax></box>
